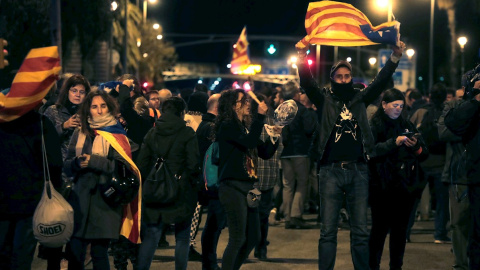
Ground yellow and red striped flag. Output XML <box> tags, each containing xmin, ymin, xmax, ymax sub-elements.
<box><xmin>231</xmin><ymin>26</ymin><xmax>251</xmax><ymax>74</ymax></box>
<box><xmin>0</xmin><ymin>46</ymin><xmax>61</xmax><ymax>122</ymax></box>
<box><xmin>96</xmin><ymin>129</ymin><xmax>143</xmax><ymax>244</ymax></box>
<box><xmin>296</xmin><ymin>1</ymin><xmax>400</xmax><ymax>49</ymax></box>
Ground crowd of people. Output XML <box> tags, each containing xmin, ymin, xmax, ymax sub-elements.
<box><xmin>2</xmin><ymin>38</ymin><xmax>480</xmax><ymax>270</ymax></box>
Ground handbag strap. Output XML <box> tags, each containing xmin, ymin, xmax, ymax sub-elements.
<box><xmin>40</xmin><ymin>118</ymin><xmax>52</xmax><ymax>199</ymax></box>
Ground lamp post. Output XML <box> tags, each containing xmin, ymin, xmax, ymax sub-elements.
<box><xmin>143</xmin><ymin>0</ymin><xmax>157</xmax><ymax>24</ymax></box>
<box><xmin>458</xmin><ymin>36</ymin><xmax>467</xmax><ymax>77</ymax></box>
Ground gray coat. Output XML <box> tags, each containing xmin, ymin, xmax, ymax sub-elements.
<box><xmin>64</xmin><ymin>129</ymin><xmax>125</xmax><ymax>240</ymax></box>
<box><xmin>44</xmin><ymin>105</ymin><xmax>75</xmax><ymax>161</ymax></box>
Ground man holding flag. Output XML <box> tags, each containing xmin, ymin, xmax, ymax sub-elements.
<box><xmin>295</xmin><ymin>1</ymin><xmax>405</xmax><ymax>269</ymax></box>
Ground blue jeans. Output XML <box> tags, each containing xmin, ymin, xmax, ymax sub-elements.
<box><xmin>201</xmin><ymin>198</ymin><xmax>227</xmax><ymax>270</ymax></box>
<box><xmin>0</xmin><ymin>216</ymin><xmax>37</xmax><ymax>270</ymax></box>
<box><xmin>137</xmin><ymin>220</ymin><xmax>191</xmax><ymax>270</ymax></box>
<box><xmin>427</xmin><ymin>171</ymin><xmax>450</xmax><ymax>240</ymax></box>
<box><xmin>318</xmin><ymin>163</ymin><xmax>370</xmax><ymax>270</ymax></box>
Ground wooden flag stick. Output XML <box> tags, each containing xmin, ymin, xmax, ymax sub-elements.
<box><xmin>246</xmin><ymin>90</ymin><xmax>261</xmax><ymax>104</ymax></box>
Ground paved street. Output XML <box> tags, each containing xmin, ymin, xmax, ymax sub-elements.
<box><xmin>32</xmin><ymin>214</ymin><xmax>454</xmax><ymax>270</ymax></box>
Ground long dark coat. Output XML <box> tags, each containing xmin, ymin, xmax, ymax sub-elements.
<box><xmin>136</xmin><ymin>112</ymin><xmax>199</xmax><ymax>225</ymax></box>
<box><xmin>64</xmin><ymin>129</ymin><xmax>127</xmax><ymax>239</ymax></box>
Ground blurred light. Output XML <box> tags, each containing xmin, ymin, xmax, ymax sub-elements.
<box><xmin>233</xmin><ymin>44</ymin><xmax>237</xmax><ymax>48</ymax></box>
<box><xmin>376</xmin><ymin>0</ymin><xmax>389</xmax><ymax>9</ymax></box>
<box><xmin>137</xmin><ymin>38</ymin><xmax>141</xmax><ymax>47</ymax></box>
<box><xmin>143</xmin><ymin>53</ymin><xmax>148</xmax><ymax>58</ymax></box>
<box><xmin>306</xmin><ymin>50</ymin><xmax>310</xmax><ymax>55</ymax></box>
<box><xmin>292</xmin><ymin>63</ymin><xmax>298</xmax><ymax>69</ymax></box>
<box><xmin>369</xmin><ymin>57</ymin><xmax>377</xmax><ymax>66</ymax></box>
<box><xmin>227</xmin><ymin>63</ymin><xmax>232</xmax><ymax>68</ymax></box>
<box><xmin>153</xmin><ymin>23</ymin><xmax>160</xmax><ymax>30</ymax></box>
<box><xmin>143</xmin><ymin>82</ymin><xmax>148</xmax><ymax>88</ymax></box>
<box><xmin>346</xmin><ymin>57</ymin><xmax>352</xmax><ymax>62</ymax></box>
<box><xmin>111</xmin><ymin>1</ymin><xmax>118</xmax><ymax>11</ymax></box>
<box><xmin>233</xmin><ymin>65</ymin><xmax>261</xmax><ymax>75</ymax></box>
<box><xmin>406</xmin><ymin>49</ymin><xmax>415</xmax><ymax>58</ymax></box>
<box><xmin>290</xmin><ymin>56</ymin><xmax>298</xmax><ymax>63</ymax></box>
<box><xmin>214</xmin><ymin>81</ymin><xmax>219</xmax><ymax>85</ymax></box>
<box><xmin>267</xmin><ymin>44</ymin><xmax>277</xmax><ymax>55</ymax></box>
<box><xmin>156</xmin><ymin>35</ymin><xmax>163</xmax><ymax>40</ymax></box>
<box><xmin>440</xmin><ymin>76</ymin><xmax>445</xmax><ymax>81</ymax></box>
<box><xmin>198</xmin><ymin>80</ymin><xmax>203</xmax><ymax>84</ymax></box>
<box><xmin>458</xmin><ymin>36</ymin><xmax>468</xmax><ymax>49</ymax></box>
<box><xmin>418</xmin><ymin>76</ymin><xmax>423</xmax><ymax>81</ymax></box>
<box><xmin>148</xmin><ymin>0</ymin><xmax>157</xmax><ymax>3</ymax></box>
<box><xmin>307</xmin><ymin>59</ymin><xmax>313</xmax><ymax>66</ymax></box>
<box><xmin>232</xmin><ymin>81</ymin><xmax>241</xmax><ymax>89</ymax></box>
<box><xmin>243</xmin><ymin>82</ymin><xmax>251</xmax><ymax>91</ymax></box>
<box><xmin>217</xmin><ymin>77</ymin><xmax>222</xmax><ymax>81</ymax></box>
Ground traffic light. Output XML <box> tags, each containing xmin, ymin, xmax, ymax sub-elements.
<box><xmin>0</xmin><ymin>38</ymin><xmax>8</xmax><ymax>69</ymax></box>
<box><xmin>264</xmin><ymin>41</ymin><xmax>279</xmax><ymax>56</ymax></box>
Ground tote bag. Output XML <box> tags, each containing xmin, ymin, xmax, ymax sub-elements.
<box><xmin>32</xmin><ymin>119</ymin><xmax>74</xmax><ymax>248</ymax></box>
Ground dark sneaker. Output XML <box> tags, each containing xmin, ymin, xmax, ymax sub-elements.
<box><xmin>189</xmin><ymin>246</ymin><xmax>203</xmax><ymax>261</ymax></box>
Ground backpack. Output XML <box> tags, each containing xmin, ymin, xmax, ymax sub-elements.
<box><xmin>142</xmin><ymin>135</ymin><xmax>181</xmax><ymax>205</ymax></box>
<box><xmin>203</xmin><ymin>141</ymin><xmax>220</xmax><ymax>192</ymax></box>
<box><xmin>418</xmin><ymin>105</ymin><xmax>446</xmax><ymax>155</ymax></box>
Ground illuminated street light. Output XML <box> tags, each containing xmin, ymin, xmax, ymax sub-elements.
<box><xmin>198</xmin><ymin>80</ymin><xmax>203</xmax><ymax>84</ymax></box>
<box><xmin>137</xmin><ymin>38</ymin><xmax>141</xmax><ymax>47</ymax></box>
<box><xmin>369</xmin><ymin>57</ymin><xmax>377</xmax><ymax>66</ymax></box>
<box><xmin>406</xmin><ymin>49</ymin><xmax>415</xmax><ymax>59</ymax></box>
<box><xmin>143</xmin><ymin>53</ymin><xmax>148</xmax><ymax>58</ymax></box>
<box><xmin>148</xmin><ymin>0</ymin><xmax>157</xmax><ymax>3</ymax></box>
<box><xmin>153</xmin><ymin>23</ymin><xmax>160</xmax><ymax>30</ymax></box>
<box><xmin>290</xmin><ymin>56</ymin><xmax>298</xmax><ymax>64</ymax></box>
<box><xmin>458</xmin><ymin>36</ymin><xmax>468</xmax><ymax>77</ymax></box>
<box><xmin>227</xmin><ymin>64</ymin><xmax>232</xmax><ymax>68</ymax></box>
<box><xmin>156</xmin><ymin>35</ymin><xmax>163</xmax><ymax>40</ymax></box>
<box><xmin>374</xmin><ymin>0</ymin><xmax>392</xmax><ymax>22</ymax></box>
<box><xmin>346</xmin><ymin>57</ymin><xmax>352</xmax><ymax>63</ymax></box>
<box><xmin>111</xmin><ymin>1</ymin><xmax>118</xmax><ymax>11</ymax></box>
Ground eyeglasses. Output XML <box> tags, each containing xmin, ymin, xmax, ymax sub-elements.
<box><xmin>70</xmin><ymin>88</ymin><xmax>86</xmax><ymax>95</ymax></box>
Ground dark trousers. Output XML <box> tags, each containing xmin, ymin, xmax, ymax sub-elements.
<box><xmin>369</xmin><ymin>187</ymin><xmax>416</xmax><ymax>270</ymax></box>
<box><xmin>66</xmin><ymin>237</ymin><xmax>110</xmax><ymax>270</ymax></box>
<box><xmin>110</xmin><ymin>236</ymin><xmax>138</xmax><ymax>270</ymax></box>
<box><xmin>201</xmin><ymin>198</ymin><xmax>227</xmax><ymax>270</ymax></box>
<box><xmin>449</xmin><ymin>185</ymin><xmax>469</xmax><ymax>270</ymax></box>
<box><xmin>0</xmin><ymin>216</ymin><xmax>37</xmax><ymax>270</ymax></box>
<box><xmin>468</xmin><ymin>185</ymin><xmax>480</xmax><ymax>270</ymax></box>
<box><xmin>255</xmin><ymin>188</ymin><xmax>273</xmax><ymax>256</ymax></box>
<box><xmin>219</xmin><ymin>180</ymin><xmax>260</xmax><ymax>270</ymax></box>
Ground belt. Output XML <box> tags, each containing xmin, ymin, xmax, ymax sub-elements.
<box><xmin>324</xmin><ymin>160</ymin><xmax>362</xmax><ymax>170</ymax></box>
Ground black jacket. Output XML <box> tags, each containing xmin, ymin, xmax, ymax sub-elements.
<box><xmin>0</xmin><ymin>112</ymin><xmax>63</xmax><ymax>217</ymax></box>
<box><xmin>444</xmin><ymin>99</ymin><xmax>480</xmax><ymax>185</ymax></box>
<box><xmin>438</xmin><ymin>99</ymin><xmax>467</xmax><ymax>185</ymax></box>
<box><xmin>217</xmin><ymin>114</ymin><xmax>278</xmax><ymax>182</ymax></box>
<box><xmin>136</xmin><ymin>112</ymin><xmax>199</xmax><ymax>224</ymax></box>
<box><xmin>369</xmin><ymin>114</ymin><xmax>429</xmax><ymax>197</ymax></box>
<box><xmin>280</xmin><ymin>100</ymin><xmax>316</xmax><ymax>157</ymax></box>
<box><xmin>298</xmin><ymin>58</ymin><xmax>399</xmax><ymax>161</ymax></box>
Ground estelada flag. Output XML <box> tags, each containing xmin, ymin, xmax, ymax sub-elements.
<box><xmin>296</xmin><ymin>1</ymin><xmax>400</xmax><ymax>49</ymax></box>
<box><xmin>96</xmin><ymin>126</ymin><xmax>143</xmax><ymax>244</ymax></box>
<box><xmin>231</xmin><ymin>26</ymin><xmax>251</xmax><ymax>74</ymax></box>
<box><xmin>0</xmin><ymin>46</ymin><xmax>61</xmax><ymax>122</ymax></box>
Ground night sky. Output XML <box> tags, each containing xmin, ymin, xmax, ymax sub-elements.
<box><xmin>149</xmin><ymin>0</ymin><xmax>480</xmax><ymax>90</ymax></box>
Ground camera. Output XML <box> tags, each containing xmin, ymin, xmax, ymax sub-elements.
<box><xmin>462</xmin><ymin>64</ymin><xmax>480</xmax><ymax>100</ymax></box>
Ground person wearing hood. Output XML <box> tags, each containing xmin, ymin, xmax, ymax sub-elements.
<box><xmin>136</xmin><ymin>97</ymin><xmax>199</xmax><ymax>270</ymax></box>
<box><xmin>297</xmin><ymin>41</ymin><xmax>405</xmax><ymax>270</ymax></box>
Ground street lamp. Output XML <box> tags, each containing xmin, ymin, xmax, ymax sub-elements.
<box><xmin>375</xmin><ymin>0</ymin><xmax>393</xmax><ymax>22</ymax></box>
<box><xmin>346</xmin><ymin>57</ymin><xmax>352</xmax><ymax>63</ymax></box>
<box><xmin>406</xmin><ymin>49</ymin><xmax>415</xmax><ymax>60</ymax></box>
<box><xmin>156</xmin><ymin>34</ymin><xmax>163</xmax><ymax>40</ymax></box>
<box><xmin>111</xmin><ymin>1</ymin><xmax>118</xmax><ymax>11</ymax></box>
<box><xmin>458</xmin><ymin>36</ymin><xmax>467</xmax><ymax>76</ymax></box>
<box><xmin>143</xmin><ymin>0</ymin><xmax>158</xmax><ymax>24</ymax></box>
<box><xmin>153</xmin><ymin>23</ymin><xmax>160</xmax><ymax>30</ymax></box>
<box><xmin>369</xmin><ymin>57</ymin><xmax>377</xmax><ymax>66</ymax></box>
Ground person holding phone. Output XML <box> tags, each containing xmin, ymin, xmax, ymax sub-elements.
<box><xmin>368</xmin><ymin>88</ymin><xmax>429</xmax><ymax>270</ymax></box>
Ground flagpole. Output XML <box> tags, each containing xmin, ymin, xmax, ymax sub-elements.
<box><xmin>316</xmin><ymin>45</ymin><xmax>321</xmax><ymax>85</ymax></box>
<box><xmin>428</xmin><ymin>0</ymin><xmax>435</xmax><ymax>92</ymax></box>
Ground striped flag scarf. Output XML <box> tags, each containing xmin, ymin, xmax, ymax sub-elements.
<box><xmin>230</xmin><ymin>26</ymin><xmax>251</xmax><ymax>74</ymax></box>
<box><xmin>96</xmin><ymin>126</ymin><xmax>142</xmax><ymax>244</ymax></box>
<box><xmin>296</xmin><ymin>1</ymin><xmax>400</xmax><ymax>49</ymax></box>
<box><xmin>0</xmin><ymin>46</ymin><xmax>61</xmax><ymax>122</ymax></box>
